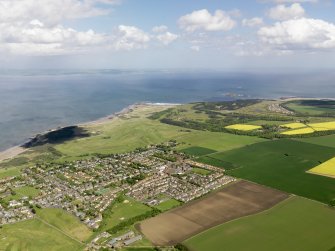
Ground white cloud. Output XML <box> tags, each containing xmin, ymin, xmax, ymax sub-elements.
<box><xmin>242</xmin><ymin>17</ymin><xmax>264</xmax><ymax>27</ymax></box>
<box><xmin>0</xmin><ymin>0</ymin><xmax>111</xmax><ymax>27</ymax></box>
<box><xmin>179</xmin><ymin>9</ymin><xmax>236</xmax><ymax>32</ymax></box>
<box><xmin>190</xmin><ymin>45</ymin><xmax>200</xmax><ymax>51</ymax></box>
<box><xmin>156</xmin><ymin>32</ymin><xmax>178</xmax><ymax>45</ymax></box>
<box><xmin>268</xmin><ymin>3</ymin><xmax>305</xmax><ymax>21</ymax></box>
<box><xmin>152</xmin><ymin>25</ymin><xmax>168</xmax><ymax>33</ymax></box>
<box><xmin>0</xmin><ymin>20</ymin><xmax>106</xmax><ymax>55</ymax></box>
<box><xmin>258</xmin><ymin>18</ymin><xmax>335</xmax><ymax>50</ymax></box>
<box><xmin>113</xmin><ymin>25</ymin><xmax>150</xmax><ymax>50</ymax></box>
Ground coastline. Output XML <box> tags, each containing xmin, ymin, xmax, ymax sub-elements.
<box><xmin>0</xmin><ymin>102</ymin><xmax>180</xmax><ymax>163</ymax></box>
<box><xmin>2</xmin><ymin>96</ymin><xmax>332</xmax><ymax>163</ymax></box>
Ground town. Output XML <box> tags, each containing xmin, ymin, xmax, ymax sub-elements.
<box><xmin>0</xmin><ymin>141</ymin><xmax>235</xmax><ymax>249</ymax></box>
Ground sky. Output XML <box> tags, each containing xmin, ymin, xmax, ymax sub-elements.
<box><xmin>0</xmin><ymin>0</ymin><xmax>335</xmax><ymax>70</ymax></box>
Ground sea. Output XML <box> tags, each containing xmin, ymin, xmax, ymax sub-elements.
<box><xmin>1</xmin><ymin>69</ymin><xmax>335</xmax><ymax>151</ymax></box>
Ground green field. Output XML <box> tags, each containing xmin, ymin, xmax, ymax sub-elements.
<box><xmin>191</xmin><ymin>167</ymin><xmax>212</xmax><ymax>175</ymax></box>
<box><xmin>0</xmin><ymin>167</ymin><xmax>20</xmax><ymax>179</ymax></box>
<box><xmin>154</xmin><ymin>199</ymin><xmax>181</xmax><ymax>212</ymax></box>
<box><xmin>180</xmin><ymin>146</ymin><xmax>217</xmax><ymax>156</ymax></box>
<box><xmin>196</xmin><ymin>155</ymin><xmax>238</xmax><ymax>170</ymax></box>
<box><xmin>55</xmin><ymin>105</ymin><xmax>265</xmax><ymax>159</ymax></box>
<box><xmin>36</xmin><ymin>208</ymin><xmax>93</xmax><ymax>242</ymax></box>
<box><xmin>296</xmin><ymin>134</ymin><xmax>335</xmax><ymax>148</ymax></box>
<box><xmin>0</xmin><ymin>219</ymin><xmax>84</xmax><ymax>251</ymax></box>
<box><xmin>184</xmin><ymin>197</ymin><xmax>335</xmax><ymax>251</ymax></box>
<box><xmin>100</xmin><ymin>197</ymin><xmax>151</xmax><ymax>231</ymax></box>
<box><xmin>208</xmin><ymin>139</ymin><xmax>335</xmax><ymax>203</ymax></box>
<box><xmin>4</xmin><ymin>186</ymin><xmax>40</xmax><ymax>202</ymax></box>
<box><xmin>284</xmin><ymin>100</ymin><xmax>335</xmax><ymax>115</ymax></box>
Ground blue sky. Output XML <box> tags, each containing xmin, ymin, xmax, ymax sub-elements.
<box><xmin>1</xmin><ymin>0</ymin><xmax>335</xmax><ymax>70</ymax></box>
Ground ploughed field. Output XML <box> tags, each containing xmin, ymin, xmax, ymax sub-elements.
<box><xmin>138</xmin><ymin>180</ymin><xmax>288</xmax><ymax>246</ymax></box>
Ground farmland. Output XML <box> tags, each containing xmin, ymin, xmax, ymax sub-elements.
<box><xmin>308</xmin><ymin>157</ymin><xmax>335</xmax><ymax>178</ymax></box>
<box><xmin>209</xmin><ymin>139</ymin><xmax>335</xmax><ymax>203</ymax></box>
<box><xmin>281</xmin><ymin>122</ymin><xmax>306</xmax><ymax>129</ymax></box>
<box><xmin>138</xmin><ymin>180</ymin><xmax>288</xmax><ymax>246</ymax></box>
<box><xmin>283</xmin><ymin>100</ymin><xmax>335</xmax><ymax>116</ymax></box>
<box><xmin>184</xmin><ymin>197</ymin><xmax>335</xmax><ymax>251</ymax></box>
<box><xmin>296</xmin><ymin>134</ymin><xmax>335</xmax><ymax>148</ymax></box>
<box><xmin>225</xmin><ymin>124</ymin><xmax>262</xmax><ymax>131</ymax></box>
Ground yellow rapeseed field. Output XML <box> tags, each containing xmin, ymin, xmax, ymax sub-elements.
<box><xmin>308</xmin><ymin>157</ymin><xmax>335</xmax><ymax>178</ymax></box>
<box><xmin>309</xmin><ymin>122</ymin><xmax>335</xmax><ymax>131</ymax></box>
<box><xmin>281</xmin><ymin>121</ymin><xmax>335</xmax><ymax>135</ymax></box>
<box><xmin>225</xmin><ymin>124</ymin><xmax>262</xmax><ymax>131</ymax></box>
<box><xmin>281</xmin><ymin>127</ymin><xmax>315</xmax><ymax>135</ymax></box>
<box><xmin>281</xmin><ymin>122</ymin><xmax>307</xmax><ymax>129</ymax></box>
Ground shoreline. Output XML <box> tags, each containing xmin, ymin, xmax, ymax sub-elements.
<box><xmin>0</xmin><ymin>96</ymin><xmax>332</xmax><ymax>163</ymax></box>
<box><xmin>0</xmin><ymin>102</ymin><xmax>180</xmax><ymax>163</ymax></box>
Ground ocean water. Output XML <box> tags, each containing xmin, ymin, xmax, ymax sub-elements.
<box><xmin>1</xmin><ymin>69</ymin><xmax>335</xmax><ymax>151</ymax></box>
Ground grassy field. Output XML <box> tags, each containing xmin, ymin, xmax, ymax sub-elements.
<box><xmin>4</xmin><ymin>186</ymin><xmax>40</xmax><ymax>202</ymax></box>
<box><xmin>154</xmin><ymin>199</ymin><xmax>181</xmax><ymax>212</ymax></box>
<box><xmin>191</xmin><ymin>167</ymin><xmax>212</xmax><ymax>175</ymax></box>
<box><xmin>208</xmin><ymin>139</ymin><xmax>335</xmax><ymax>203</ymax></box>
<box><xmin>184</xmin><ymin>197</ymin><xmax>335</xmax><ymax>251</ymax></box>
<box><xmin>0</xmin><ymin>167</ymin><xmax>21</xmax><ymax>179</ymax></box>
<box><xmin>296</xmin><ymin>134</ymin><xmax>335</xmax><ymax>148</ymax></box>
<box><xmin>0</xmin><ymin>219</ymin><xmax>84</xmax><ymax>251</ymax></box>
<box><xmin>55</xmin><ymin>105</ymin><xmax>266</xmax><ymax>159</ymax></box>
<box><xmin>175</xmin><ymin>131</ymin><xmax>266</xmax><ymax>153</ymax></box>
<box><xmin>285</xmin><ymin>102</ymin><xmax>333</xmax><ymax>115</ymax></box>
<box><xmin>36</xmin><ymin>208</ymin><xmax>93</xmax><ymax>242</ymax></box>
<box><xmin>101</xmin><ymin>197</ymin><xmax>151</xmax><ymax>231</ymax></box>
<box><xmin>179</xmin><ymin>146</ymin><xmax>217</xmax><ymax>156</ymax></box>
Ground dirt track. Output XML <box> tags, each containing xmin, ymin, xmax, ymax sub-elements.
<box><xmin>138</xmin><ymin>180</ymin><xmax>289</xmax><ymax>246</ymax></box>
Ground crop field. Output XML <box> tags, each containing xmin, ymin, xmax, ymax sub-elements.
<box><xmin>0</xmin><ymin>218</ymin><xmax>84</xmax><ymax>251</ymax></box>
<box><xmin>210</xmin><ymin>139</ymin><xmax>335</xmax><ymax>203</ymax></box>
<box><xmin>309</xmin><ymin>121</ymin><xmax>335</xmax><ymax>131</ymax></box>
<box><xmin>179</xmin><ymin>146</ymin><xmax>217</xmax><ymax>156</ymax></box>
<box><xmin>138</xmin><ymin>180</ymin><xmax>288</xmax><ymax>246</ymax></box>
<box><xmin>308</xmin><ymin>157</ymin><xmax>335</xmax><ymax>178</ymax></box>
<box><xmin>225</xmin><ymin>124</ymin><xmax>262</xmax><ymax>131</ymax></box>
<box><xmin>281</xmin><ymin>122</ymin><xmax>306</xmax><ymax>129</ymax></box>
<box><xmin>184</xmin><ymin>196</ymin><xmax>335</xmax><ymax>251</ymax></box>
<box><xmin>296</xmin><ymin>134</ymin><xmax>335</xmax><ymax>148</ymax></box>
<box><xmin>284</xmin><ymin>100</ymin><xmax>335</xmax><ymax>116</ymax></box>
<box><xmin>281</xmin><ymin>121</ymin><xmax>335</xmax><ymax>135</ymax></box>
<box><xmin>37</xmin><ymin>208</ymin><xmax>93</xmax><ymax>242</ymax></box>
<box><xmin>281</xmin><ymin>127</ymin><xmax>315</xmax><ymax>135</ymax></box>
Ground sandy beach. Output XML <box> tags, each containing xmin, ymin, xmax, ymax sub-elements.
<box><xmin>0</xmin><ymin>146</ymin><xmax>26</xmax><ymax>162</ymax></box>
